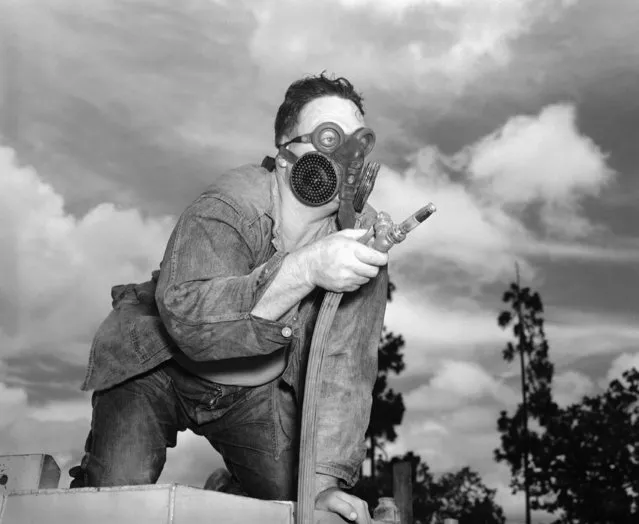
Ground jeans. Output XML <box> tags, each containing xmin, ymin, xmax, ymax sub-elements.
<box><xmin>73</xmin><ymin>359</ymin><xmax>299</xmax><ymax>500</ymax></box>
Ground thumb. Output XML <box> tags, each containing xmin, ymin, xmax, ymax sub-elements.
<box><xmin>335</xmin><ymin>228</ymin><xmax>370</xmax><ymax>239</ymax></box>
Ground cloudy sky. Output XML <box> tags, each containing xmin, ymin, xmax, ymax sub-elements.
<box><xmin>1</xmin><ymin>0</ymin><xmax>638</xmax><ymax>522</ymax></box>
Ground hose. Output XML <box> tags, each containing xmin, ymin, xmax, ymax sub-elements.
<box><xmin>296</xmin><ymin>203</ymin><xmax>436</xmax><ymax>524</ymax></box>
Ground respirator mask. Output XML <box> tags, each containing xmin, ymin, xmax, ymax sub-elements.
<box><xmin>276</xmin><ymin>122</ymin><xmax>380</xmax><ymax>230</ymax></box>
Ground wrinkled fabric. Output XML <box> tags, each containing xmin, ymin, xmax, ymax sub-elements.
<box><xmin>78</xmin><ymin>163</ymin><xmax>388</xmax><ymax>488</ymax></box>
<box><xmin>75</xmin><ymin>361</ymin><xmax>299</xmax><ymax>500</ymax></box>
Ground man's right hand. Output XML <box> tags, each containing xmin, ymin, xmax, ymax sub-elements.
<box><xmin>300</xmin><ymin>229</ymin><xmax>389</xmax><ymax>293</ymax></box>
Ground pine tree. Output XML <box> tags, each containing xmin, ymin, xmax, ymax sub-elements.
<box><xmin>494</xmin><ymin>266</ymin><xmax>558</xmax><ymax>524</ymax></box>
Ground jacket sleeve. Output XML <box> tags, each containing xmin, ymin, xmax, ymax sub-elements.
<box><xmin>155</xmin><ymin>195</ymin><xmax>294</xmax><ymax>362</ymax></box>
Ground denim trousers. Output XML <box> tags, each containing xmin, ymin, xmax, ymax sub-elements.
<box><xmin>74</xmin><ymin>359</ymin><xmax>299</xmax><ymax>500</ymax></box>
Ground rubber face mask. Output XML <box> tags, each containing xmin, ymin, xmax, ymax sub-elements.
<box><xmin>277</xmin><ymin>122</ymin><xmax>379</xmax><ymax>229</ymax></box>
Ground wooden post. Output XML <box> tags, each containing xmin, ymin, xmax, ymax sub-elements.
<box><xmin>392</xmin><ymin>461</ymin><xmax>413</xmax><ymax>524</ymax></box>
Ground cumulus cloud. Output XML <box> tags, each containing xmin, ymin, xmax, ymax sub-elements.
<box><xmin>384</xmin><ymin>395</ymin><xmax>506</xmax><ymax>476</ymax></box>
<box><xmin>404</xmin><ymin>360</ymin><xmax>514</xmax><ymax>413</ymax></box>
<box><xmin>0</xmin><ymin>145</ymin><xmax>175</xmax><ymax>362</ymax></box>
<box><xmin>364</xmin><ymin>101</ymin><xmax>621</xmax><ymax>388</ymax></box>
<box><xmin>545</xmin><ymin>314</ymin><xmax>639</xmax><ymax>367</ymax></box>
<box><xmin>369</xmin><ymin>102</ymin><xmax>618</xmax><ymax>286</ymax></box>
<box><xmin>0</xmin><ymin>143</ymin><xmax>180</xmax><ymax>486</ymax></box>
<box><xmin>383</xmin><ymin>293</ymin><xmax>511</xmax><ymax>375</ymax></box>
<box><xmin>464</xmin><ymin>104</ymin><xmax>613</xmax><ymax>238</ymax></box>
<box><xmin>0</xmin><ymin>0</ymin><xmax>271</xmax><ymax>214</ymax></box>
<box><xmin>383</xmin><ymin>289</ymin><xmax>639</xmax><ymax>390</ymax></box>
<box><xmin>0</xmin><ymin>143</ymin><xmax>249</xmax><ymax>492</ymax></box>
<box><xmin>248</xmin><ymin>0</ymin><xmax>580</xmax><ymax>93</ymax></box>
<box><xmin>0</xmin><ymin>364</ymin><xmax>91</xmax><ymax>488</ymax></box>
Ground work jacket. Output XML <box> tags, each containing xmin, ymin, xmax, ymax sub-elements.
<box><xmin>80</xmin><ymin>163</ymin><xmax>388</xmax><ymax>488</ymax></box>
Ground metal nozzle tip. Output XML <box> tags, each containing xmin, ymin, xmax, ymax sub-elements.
<box><xmin>415</xmin><ymin>202</ymin><xmax>437</xmax><ymax>222</ymax></box>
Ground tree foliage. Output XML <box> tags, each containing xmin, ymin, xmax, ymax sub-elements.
<box><xmin>353</xmin><ymin>452</ymin><xmax>505</xmax><ymax>524</ymax></box>
<box><xmin>495</xmin><ymin>277</ymin><xmax>639</xmax><ymax>523</ymax></box>
<box><xmin>366</xmin><ymin>280</ymin><xmax>406</xmax><ymax>474</ymax></box>
<box><xmin>494</xmin><ymin>280</ymin><xmax>558</xmax><ymax>498</ymax></box>
<box><xmin>433</xmin><ymin>467</ymin><xmax>506</xmax><ymax>524</ymax></box>
<box><xmin>367</xmin><ymin>328</ymin><xmax>406</xmax><ymax>443</ymax></box>
<box><xmin>532</xmin><ymin>368</ymin><xmax>639</xmax><ymax>523</ymax></box>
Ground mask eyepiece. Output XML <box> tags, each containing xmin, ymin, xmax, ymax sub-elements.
<box><xmin>355</xmin><ymin>129</ymin><xmax>376</xmax><ymax>157</ymax></box>
<box><xmin>312</xmin><ymin>122</ymin><xmax>345</xmax><ymax>154</ymax></box>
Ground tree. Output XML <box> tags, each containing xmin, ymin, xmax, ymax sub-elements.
<box><xmin>494</xmin><ymin>275</ymin><xmax>639</xmax><ymax>523</ymax></box>
<box><xmin>494</xmin><ymin>270</ymin><xmax>558</xmax><ymax>523</ymax></box>
<box><xmin>529</xmin><ymin>368</ymin><xmax>639</xmax><ymax>524</ymax></box>
<box><xmin>355</xmin><ymin>452</ymin><xmax>505</xmax><ymax>524</ymax></box>
<box><xmin>432</xmin><ymin>467</ymin><xmax>506</xmax><ymax>524</ymax></box>
<box><xmin>365</xmin><ymin>280</ymin><xmax>406</xmax><ymax>478</ymax></box>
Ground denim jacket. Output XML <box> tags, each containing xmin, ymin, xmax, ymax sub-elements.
<box><xmin>80</xmin><ymin>163</ymin><xmax>388</xmax><ymax>488</ymax></box>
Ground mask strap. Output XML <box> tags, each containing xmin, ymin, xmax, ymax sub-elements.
<box><xmin>261</xmin><ymin>156</ymin><xmax>276</xmax><ymax>172</ymax></box>
<box><xmin>276</xmin><ymin>135</ymin><xmax>312</xmax><ymax>149</ymax></box>
<box><xmin>277</xmin><ymin>147</ymin><xmax>299</xmax><ymax>165</ymax></box>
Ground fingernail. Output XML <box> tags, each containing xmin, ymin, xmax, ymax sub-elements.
<box><xmin>350</xmin><ymin>512</ymin><xmax>357</xmax><ymax>520</ymax></box>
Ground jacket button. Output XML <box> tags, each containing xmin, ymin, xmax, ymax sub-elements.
<box><xmin>281</xmin><ymin>326</ymin><xmax>292</xmax><ymax>338</ymax></box>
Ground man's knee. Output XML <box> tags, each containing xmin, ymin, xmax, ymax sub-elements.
<box><xmin>71</xmin><ymin>371</ymin><xmax>177</xmax><ymax>488</ymax></box>
<box><xmin>83</xmin><ymin>447</ymin><xmax>166</xmax><ymax>487</ymax></box>
<box><xmin>223</xmin><ymin>446</ymin><xmax>298</xmax><ymax>501</ymax></box>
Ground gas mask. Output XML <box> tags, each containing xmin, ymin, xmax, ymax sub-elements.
<box><xmin>276</xmin><ymin>122</ymin><xmax>380</xmax><ymax>229</ymax></box>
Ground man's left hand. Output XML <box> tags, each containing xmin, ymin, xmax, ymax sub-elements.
<box><xmin>315</xmin><ymin>486</ymin><xmax>372</xmax><ymax>523</ymax></box>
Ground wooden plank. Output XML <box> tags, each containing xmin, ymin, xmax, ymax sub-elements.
<box><xmin>2</xmin><ymin>485</ymin><xmax>172</xmax><ymax>524</ymax></box>
<box><xmin>0</xmin><ymin>492</ymin><xmax>6</xmax><ymax>520</ymax></box>
<box><xmin>392</xmin><ymin>461</ymin><xmax>413</xmax><ymax>524</ymax></box>
<box><xmin>314</xmin><ymin>509</ymin><xmax>385</xmax><ymax>523</ymax></box>
<box><xmin>1</xmin><ymin>484</ymin><xmax>295</xmax><ymax>524</ymax></box>
<box><xmin>0</xmin><ymin>483</ymin><xmax>390</xmax><ymax>524</ymax></box>
<box><xmin>0</xmin><ymin>455</ymin><xmax>60</xmax><ymax>493</ymax></box>
<box><xmin>173</xmin><ymin>485</ymin><xmax>292</xmax><ymax>524</ymax></box>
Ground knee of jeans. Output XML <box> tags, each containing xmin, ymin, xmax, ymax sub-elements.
<box><xmin>270</xmin><ymin>468</ymin><xmax>297</xmax><ymax>501</ymax></box>
<box><xmin>83</xmin><ymin>448</ymin><xmax>165</xmax><ymax>487</ymax></box>
<box><xmin>235</xmin><ymin>459</ymin><xmax>297</xmax><ymax>502</ymax></box>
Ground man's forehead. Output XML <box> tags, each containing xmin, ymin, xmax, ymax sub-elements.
<box><xmin>296</xmin><ymin>96</ymin><xmax>366</xmax><ymax>135</ymax></box>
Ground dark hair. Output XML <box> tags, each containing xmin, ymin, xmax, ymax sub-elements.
<box><xmin>273</xmin><ymin>71</ymin><xmax>365</xmax><ymax>148</ymax></box>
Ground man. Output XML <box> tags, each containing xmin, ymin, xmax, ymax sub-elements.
<box><xmin>71</xmin><ymin>72</ymin><xmax>389</xmax><ymax>523</ymax></box>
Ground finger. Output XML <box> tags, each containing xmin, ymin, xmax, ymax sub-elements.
<box><xmin>347</xmin><ymin>270</ymin><xmax>371</xmax><ymax>284</ymax></box>
<box><xmin>355</xmin><ymin>275</ymin><xmax>371</xmax><ymax>286</ymax></box>
<box><xmin>354</xmin><ymin>244</ymin><xmax>389</xmax><ymax>266</ymax></box>
<box><xmin>336</xmin><ymin>228</ymin><xmax>369</xmax><ymax>239</ymax></box>
<box><xmin>353</xmin><ymin>264</ymin><xmax>379</xmax><ymax>279</ymax></box>
<box><xmin>324</xmin><ymin>494</ymin><xmax>359</xmax><ymax>522</ymax></box>
<box><xmin>341</xmin><ymin>277</ymin><xmax>369</xmax><ymax>293</ymax></box>
<box><xmin>356</xmin><ymin>227</ymin><xmax>375</xmax><ymax>245</ymax></box>
<box><xmin>334</xmin><ymin>493</ymin><xmax>371</xmax><ymax>524</ymax></box>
